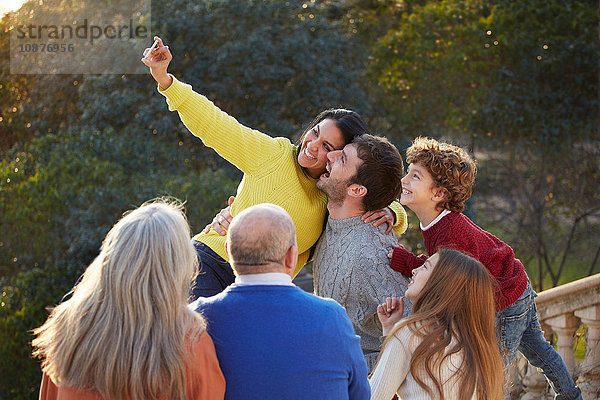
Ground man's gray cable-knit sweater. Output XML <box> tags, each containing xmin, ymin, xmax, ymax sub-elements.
<box><xmin>313</xmin><ymin>215</ymin><xmax>412</xmax><ymax>372</ymax></box>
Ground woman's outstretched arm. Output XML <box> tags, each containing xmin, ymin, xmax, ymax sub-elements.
<box><xmin>140</xmin><ymin>37</ymin><xmax>286</xmax><ymax>174</ymax></box>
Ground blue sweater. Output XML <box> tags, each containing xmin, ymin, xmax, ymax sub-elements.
<box><xmin>191</xmin><ymin>284</ymin><xmax>370</xmax><ymax>400</ymax></box>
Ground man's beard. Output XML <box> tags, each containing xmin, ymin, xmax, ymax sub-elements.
<box><xmin>317</xmin><ymin>177</ymin><xmax>348</xmax><ymax>207</ymax></box>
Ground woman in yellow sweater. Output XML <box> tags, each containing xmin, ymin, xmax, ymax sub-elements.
<box><xmin>142</xmin><ymin>37</ymin><xmax>407</xmax><ymax>299</ymax></box>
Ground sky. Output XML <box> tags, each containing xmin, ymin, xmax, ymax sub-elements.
<box><xmin>0</xmin><ymin>0</ymin><xmax>28</xmax><ymax>17</ymax></box>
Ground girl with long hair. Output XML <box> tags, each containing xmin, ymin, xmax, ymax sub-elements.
<box><xmin>32</xmin><ymin>200</ymin><xmax>225</xmax><ymax>400</ymax></box>
<box><xmin>140</xmin><ymin>36</ymin><xmax>406</xmax><ymax>300</ymax></box>
<box><xmin>369</xmin><ymin>248</ymin><xmax>505</xmax><ymax>400</ymax></box>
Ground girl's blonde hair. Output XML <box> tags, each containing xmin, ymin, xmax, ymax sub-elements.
<box><xmin>378</xmin><ymin>248</ymin><xmax>505</xmax><ymax>400</ymax></box>
<box><xmin>32</xmin><ymin>199</ymin><xmax>205</xmax><ymax>400</ymax></box>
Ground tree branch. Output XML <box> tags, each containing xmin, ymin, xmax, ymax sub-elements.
<box><xmin>555</xmin><ymin>215</ymin><xmax>581</xmax><ymax>285</ymax></box>
<box><xmin>587</xmin><ymin>244</ymin><xmax>600</xmax><ymax>277</ymax></box>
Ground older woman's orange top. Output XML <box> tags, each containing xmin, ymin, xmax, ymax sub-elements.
<box><xmin>39</xmin><ymin>331</ymin><xmax>225</xmax><ymax>400</ymax></box>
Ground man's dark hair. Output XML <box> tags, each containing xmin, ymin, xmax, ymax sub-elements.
<box><xmin>350</xmin><ymin>134</ymin><xmax>404</xmax><ymax>211</ymax></box>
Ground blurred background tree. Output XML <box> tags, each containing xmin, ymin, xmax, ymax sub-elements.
<box><xmin>1</xmin><ymin>0</ymin><xmax>598</xmax><ymax>398</ymax></box>
<box><xmin>472</xmin><ymin>0</ymin><xmax>599</xmax><ymax>290</ymax></box>
<box><xmin>0</xmin><ymin>0</ymin><xmax>374</xmax><ymax>397</ymax></box>
<box><xmin>346</xmin><ymin>0</ymin><xmax>599</xmax><ymax>289</ymax></box>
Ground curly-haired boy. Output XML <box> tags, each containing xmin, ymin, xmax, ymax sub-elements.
<box><xmin>390</xmin><ymin>137</ymin><xmax>581</xmax><ymax>399</ymax></box>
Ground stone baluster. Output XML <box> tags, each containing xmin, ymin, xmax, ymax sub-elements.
<box><xmin>507</xmin><ymin>274</ymin><xmax>600</xmax><ymax>399</ymax></box>
<box><xmin>574</xmin><ymin>305</ymin><xmax>600</xmax><ymax>400</ymax></box>
<box><xmin>544</xmin><ymin>312</ymin><xmax>580</xmax><ymax>374</ymax></box>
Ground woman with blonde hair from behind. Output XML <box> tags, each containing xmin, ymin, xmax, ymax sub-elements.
<box><xmin>32</xmin><ymin>200</ymin><xmax>225</xmax><ymax>400</ymax></box>
<box><xmin>369</xmin><ymin>248</ymin><xmax>504</xmax><ymax>400</ymax></box>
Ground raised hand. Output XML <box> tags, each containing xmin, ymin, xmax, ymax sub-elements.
<box><xmin>377</xmin><ymin>296</ymin><xmax>405</xmax><ymax>336</ymax></box>
<box><xmin>203</xmin><ymin>196</ymin><xmax>235</xmax><ymax>236</ymax></box>
<box><xmin>140</xmin><ymin>36</ymin><xmax>173</xmax><ymax>90</ymax></box>
<box><xmin>361</xmin><ymin>207</ymin><xmax>395</xmax><ymax>234</ymax></box>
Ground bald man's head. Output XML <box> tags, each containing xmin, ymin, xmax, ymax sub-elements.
<box><xmin>226</xmin><ymin>204</ymin><xmax>298</xmax><ymax>275</ymax></box>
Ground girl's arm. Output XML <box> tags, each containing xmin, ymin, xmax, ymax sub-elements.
<box><xmin>369</xmin><ymin>330</ymin><xmax>410</xmax><ymax>400</ymax></box>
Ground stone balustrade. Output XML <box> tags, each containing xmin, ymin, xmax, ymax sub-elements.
<box><xmin>510</xmin><ymin>273</ymin><xmax>600</xmax><ymax>400</ymax></box>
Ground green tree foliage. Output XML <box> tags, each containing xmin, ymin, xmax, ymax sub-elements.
<box><xmin>354</xmin><ymin>0</ymin><xmax>599</xmax><ymax>288</ymax></box>
<box><xmin>0</xmin><ymin>264</ymin><xmax>82</xmax><ymax>400</ymax></box>
<box><xmin>364</xmin><ymin>0</ymin><xmax>494</xmax><ymax>137</ymax></box>
<box><xmin>471</xmin><ymin>0</ymin><xmax>599</xmax><ymax>289</ymax></box>
<box><xmin>1</xmin><ymin>1</ymin><xmax>374</xmax><ymax>397</ymax></box>
<box><xmin>77</xmin><ymin>0</ymin><xmax>371</xmax><ymax>139</ymax></box>
<box><xmin>473</xmin><ymin>0</ymin><xmax>597</xmax><ymax>146</ymax></box>
<box><xmin>0</xmin><ymin>9</ymin><xmax>83</xmax><ymax>151</ymax></box>
<box><xmin>0</xmin><ymin>128</ymin><xmax>237</xmax><ymax>399</ymax></box>
<box><xmin>1</xmin><ymin>0</ymin><xmax>598</xmax><ymax>397</ymax></box>
<box><xmin>0</xmin><ymin>128</ymin><xmax>237</xmax><ymax>277</ymax></box>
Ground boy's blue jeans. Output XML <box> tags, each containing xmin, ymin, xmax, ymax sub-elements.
<box><xmin>496</xmin><ymin>282</ymin><xmax>582</xmax><ymax>400</ymax></box>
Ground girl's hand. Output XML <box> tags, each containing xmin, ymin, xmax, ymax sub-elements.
<box><xmin>203</xmin><ymin>196</ymin><xmax>235</xmax><ymax>236</ymax></box>
<box><xmin>361</xmin><ymin>207</ymin><xmax>396</xmax><ymax>234</ymax></box>
<box><xmin>377</xmin><ymin>296</ymin><xmax>404</xmax><ymax>336</ymax></box>
<box><xmin>141</xmin><ymin>36</ymin><xmax>173</xmax><ymax>90</ymax></box>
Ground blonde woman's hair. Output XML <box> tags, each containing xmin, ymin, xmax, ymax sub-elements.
<box><xmin>377</xmin><ymin>248</ymin><xmax>505</xmax><ymax>400</ymax></box>
<box><xmin>32</xmin><ymin>199</ymin><xmax>205</xmax><ymax>400</ymax></box>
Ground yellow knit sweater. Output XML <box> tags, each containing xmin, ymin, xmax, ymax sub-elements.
<box><xmin>160</xmin><ymin>76</ymin><xmax>407</xmax><ymax>276</ymax></box>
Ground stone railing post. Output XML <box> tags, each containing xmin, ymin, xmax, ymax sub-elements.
<box><xmin>544</xmin><ymin>312</ymin><xmax>580</xmax><ymax>374</ymax></box>
<box><xmin>509</xmin><ymin>274</ymin><xmax>600</xmax><ymax>399</ymax></box>
<box><xmin>574</xmin><ymin>305</ymin><xmax>600</xmax><ymax>400</ymax></box>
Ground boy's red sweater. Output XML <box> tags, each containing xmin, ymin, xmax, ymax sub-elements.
<box><xmin>390</xmin><ymin>212</ymin><xmax>528</xmax><ymax>311</ymax></box>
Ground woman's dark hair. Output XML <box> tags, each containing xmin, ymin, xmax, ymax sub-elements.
<box><xmin>297</xmin><ymin>108</ymin><xmax>370</xmax><ymax>147</ymax></box>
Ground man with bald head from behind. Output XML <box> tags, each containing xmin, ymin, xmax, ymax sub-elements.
<box><xmin>190</xmin><ymin>204</ymin><xmax>370</xmax><ymax>400</ymax></box>
<box><xmin>225</xmin><ymin>203</ymin><xmax>297</xmax><ymax>275</ymax></box>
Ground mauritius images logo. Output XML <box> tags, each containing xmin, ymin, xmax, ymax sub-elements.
<box><xmin>10</xmin><ymin>0</ymin><xmax>151</xmax><ymax>74</ymax></box>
